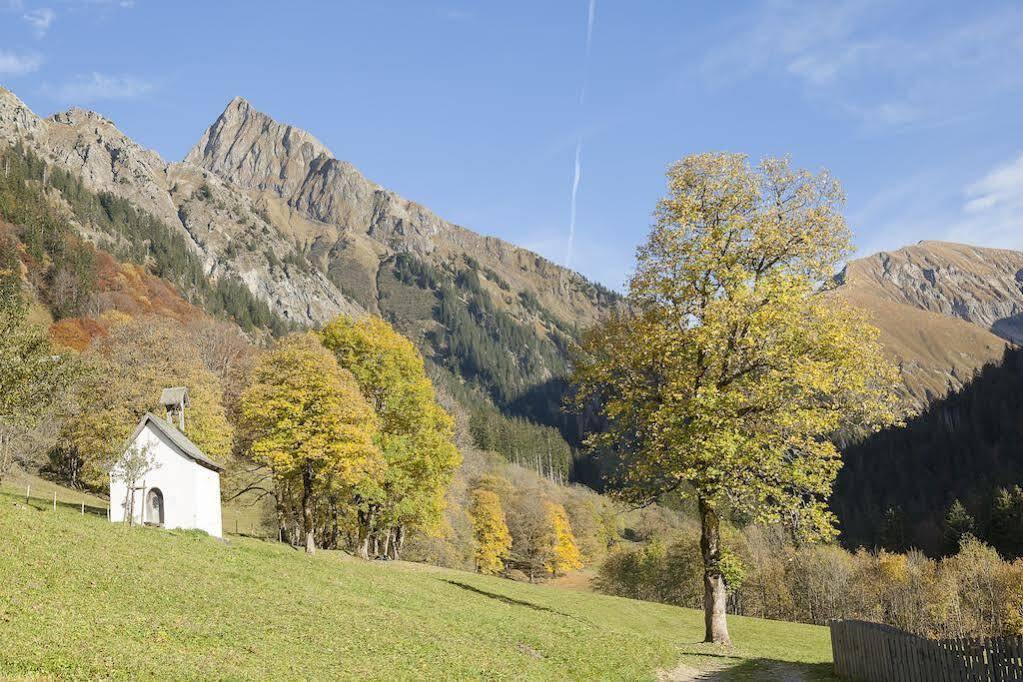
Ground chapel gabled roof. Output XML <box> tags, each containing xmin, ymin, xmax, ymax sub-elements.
<box><xmin>123</xmin><ymin>412</ymin><xmax>224</xmax><ymax>472</ymax></box>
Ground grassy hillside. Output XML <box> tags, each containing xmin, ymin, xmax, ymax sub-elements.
<box><xmin>0</xmin><ymin>496</ymin><xmax>836</xmax><ymax>680</ymax></box>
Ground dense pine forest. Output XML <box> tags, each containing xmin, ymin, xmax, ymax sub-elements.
<box><xmin>834</xmin><ymin>346</ymin><xmax>1023</xmax><ymax>557</ymax></box>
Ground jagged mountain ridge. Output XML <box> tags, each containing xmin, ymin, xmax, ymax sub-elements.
<box><xmin>184</xmin><ymin>96</ymin><xmax>613</xmax><ymax>327</ymax></box>
<box><xmin>834</xmin><ymin>240</ymin><xmax>1023</xmax><ymax>411</ymax></box>
<box><xmin>0</xmin><ymin>86</ymin><xmax>615</xmax><ymax>450</ymax></box>
<box><xmin>0</xmin><ymin>91</ymin><xmax>358</xmax><ymax>325</ymax></box>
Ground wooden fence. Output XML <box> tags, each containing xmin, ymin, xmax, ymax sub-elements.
<box><xmin>830</xmin><ymin>619</ymin><xmax>1023</xmax><ymax>681</ymax></box>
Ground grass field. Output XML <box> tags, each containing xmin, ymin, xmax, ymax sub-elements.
<box><xmin>0</xmin><ymin>493</ymin><xmax>837</xmax><ymax>680</ymax></box>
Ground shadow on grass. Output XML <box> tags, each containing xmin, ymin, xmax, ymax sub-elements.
<box><xmin>442</xmin><ymin>579</ymin><xmax>591</xmax><ymax>624</ymax></box>
<box><xmin>686</xmin><ymin>658</ymin><xmax>837</xmax><ymax>681</ymax></box>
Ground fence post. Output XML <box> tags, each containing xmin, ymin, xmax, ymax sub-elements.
<box><xmin>25</xmin><ymin>483</ymin><xmax>29</xmax><ymax>503</ymax></box>
<box><xmin>52</xmin><ymin>490</ymin><xmax>56</xmax><ymax>511</ymax></box>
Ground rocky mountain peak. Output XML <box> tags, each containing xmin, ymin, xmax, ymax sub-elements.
<box><xmin>49</xmin><ymin>107</ymin><xmax>112</xmax><ymax>126</ymax></box>
<box><xmin>0</xmin><ymin>86</ymin><xmax>44</xmax><ymax>144</ymax></box>
<box><xmin>185</xmin><ymin>97</ymin><xmax>336</xmax><ymax>198</ymax></box>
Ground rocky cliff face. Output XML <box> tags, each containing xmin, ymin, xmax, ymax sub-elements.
<box><xmin>0</xmin><ymin>87</ymin><xmax>360</xmax><ymax>325</ymax></box>
<box><xmin>839</xmin><ymin>241</ymin><xmax>1023</xmax><ymax>342</ymax></box>
<box><xmin>185</xmin><ymin>97</ymin><xmax>613</xmax><ymax>328</ymax></box>
<box><xmin>835</xmin><ymin>241</ymin><xmax>1023</xmax><ymax>411</ymax></box>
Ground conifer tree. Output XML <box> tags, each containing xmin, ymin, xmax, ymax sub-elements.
<box><xmin>943</xmin><ymin>499</ymin><xmax>976</xmax><ymax>556</ymax></box>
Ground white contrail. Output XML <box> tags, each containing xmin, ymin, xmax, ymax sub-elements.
<box><xmin>586</xmin><ymin>0</ymin><xmax>596</xmax><ymax>55</ymax></box>
<box><xmin>566</xmin><ymin>142</ymin><xmax>582</xmax><ymax>269</ymax></box>
<box><xmin>566</xmin><ymin>0</ymin><xmax>595</xmax><ymax>269</ymax></box>
<box><xmin>579</xmin><ymin>0</ymin><xmax>596</xmax><ymax>106</ymax></box>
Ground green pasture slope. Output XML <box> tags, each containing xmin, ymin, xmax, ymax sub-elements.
<box><xmin>0</xmin><ymin>495</ymin><xmax>836</xmax><ymax>680</ymax></box>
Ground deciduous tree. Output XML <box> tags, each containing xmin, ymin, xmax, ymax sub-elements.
<box><xmin>0</xmin><ymin>294</ymin><xmax>78</xmax><ymax>487</ymax></box>
<box><xmin>572</xmin><ymin>153</ymin><xmax>898</xmax><ymax>644</ymax></box>
<box><xmin>468</xmin><ymin>488</ymin><xmax>512</xmax><ymax>574</ymax></box>
<box><xmin>320</xmin><ymin>316</ymin><xmax>460</xmax><ymax>559</ymax></box>
<box><xmin>241</xmin><ymin>333</ymin><xmax>381</xmax><ymax>554</ymax></box>
<box><xmin>544</xmin><ymin>501</ymin><xmax>583</xmax><ymax>576</ymax></box>
<box><xmin>111</xmin><ymin>441</ymin><xmax>158</xmax><ymax>527</ymax></box>
<box><xmin>60</xmin><ymin>316</ymin><xmax>232</xmax><ymax>487</ymax></box>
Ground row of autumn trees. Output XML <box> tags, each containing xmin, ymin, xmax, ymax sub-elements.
<box><xmin>0</xmin><ymin>275</ymin><xmax>598</xmax><ymax>572</ymax></box>
<box><xmin>240</xmin><ymin>318</ymin><xmax>460</xmax><ymax>556</ymax></box>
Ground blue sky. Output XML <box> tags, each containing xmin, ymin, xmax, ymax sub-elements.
<box><xmin>2</xmin><ymin>1</ymin><xmax>1023</xmax><ymax>289</ymax></box>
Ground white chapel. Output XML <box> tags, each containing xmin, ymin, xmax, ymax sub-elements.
<box><xmin>109</xmin><ymin>387</ymin><xmax>224</xmax><ymax>538</ymax></box>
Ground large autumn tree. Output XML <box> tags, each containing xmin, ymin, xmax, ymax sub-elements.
<box><xmin>60</xmin><ymin>315</ymin><xmax>232</xmax><ymax>488</ymax></box>
<box><xmin>320</xmin><ymin>315</ymin><xmax>460</xmax><ymax>559</ymax></box>
<box><xmin>572</xmin><ymin>153</ymin><xmax>899</xmax><ymax>645</ymax></box>
<box><xmin>241</xmin><ymin>333</ymin><xmax>381</xmax><ymax>554</ymax></box>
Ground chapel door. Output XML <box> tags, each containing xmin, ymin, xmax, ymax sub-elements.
<box><xmin>146</xmin><ymin>488</ymin><xmax>165</xmax><ymax>525</ymax></box>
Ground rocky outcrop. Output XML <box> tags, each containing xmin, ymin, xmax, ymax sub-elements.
<box><xmin>839</xmin><ymin>241</ymin><xmax>1023</xmax><ymax>342</ymax></box>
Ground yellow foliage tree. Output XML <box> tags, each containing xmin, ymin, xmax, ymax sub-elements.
<box><xmin>240</xmin><ymin>333</ymin><xmax>382</xmax><ymax>554</ymax></box>
<box><xmin>468</xmin><ymin>488</ymin><xmax>512</xmax><ymax>575</ymax></box>
<box><xmin>62</xmin><ymin>316</ymin><xmax>232</xmax><ymax>488</ymax></box>
<box><xmin>320</xmin><ymin>315</ymin><xmax>461</xmax><ymax>559</ymax></box>
<box><xmin>544</xmin><ymin>501</ymin><xmax>583</xmax><ymax>576</ymax></box>
<box><xmin>572</xmin><ymin>153</ymin><xmax>900</xmax><ymax>644</ymax></box>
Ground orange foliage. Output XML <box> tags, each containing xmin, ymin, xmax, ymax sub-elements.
<box><xmin>48</xmin><ymin>250</ymin><xmax>207</xmax><ymax>351</ymax></box>
<box><xmin>50</xmin><ymin>317</ymin><xmax>105</xmax><ymax>352</ymax></box>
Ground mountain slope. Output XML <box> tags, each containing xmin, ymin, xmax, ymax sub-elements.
<box><xmin>0</xmin><ymin>89</ymin><xmax>357</xmax><ymax>325</ymax></box>
<box><xmin>0</xmin><ymin>85</ymin><xmax>614</xmax><ymax>474</ymax></box>
<box><xmin>833</xmin><ymin>241</ymin><xmax>1022</xmax><ymax>411</ymax></box>
<box><xmin>833</xmin><ymin>344</ymin><xmax>1023</xmax><ymax>555</ymax></box>
<box><xmin>185</xmin><ymin>97</ymin><xmax>613</xmax><ymax>328</ymax></box>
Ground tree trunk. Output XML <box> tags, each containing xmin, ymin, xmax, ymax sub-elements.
<box><xmin>271</xmin><ymin>471</ymin><xmax>291</xmax><ymax>546</ymax></box>
<box><xmin>301</xmin><ymin>462</ymin><xmax>315</xmax><ymax>555</ymax></box>
<box><xmin>390</xmin><ymin>525</ymin><xmax>405</xmax><ymax>560</ymax></box>
<box><xmin>356</xmin><ymin>506</ymin><xmax>375</xmax><ymax>559</ymax></box>
<box><xmin>328</xmin><ymin>499</ymin><xmax>340</xmax><ymax>550</ymax></box>
<box><xmin>275</xmin><ymin>492</ymin><xmax>289</xmax><ymax>545</ymax></box>
<box><xmin>699</xmin><ymin>497</ymin><xmax>731</xmax><ymax>645</ymax></box>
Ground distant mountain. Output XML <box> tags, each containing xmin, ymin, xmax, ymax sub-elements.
<box><xmin>833</xmin><ymin>241</ymin><xmax>1023</xmax><ymax>412</ymax></box>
